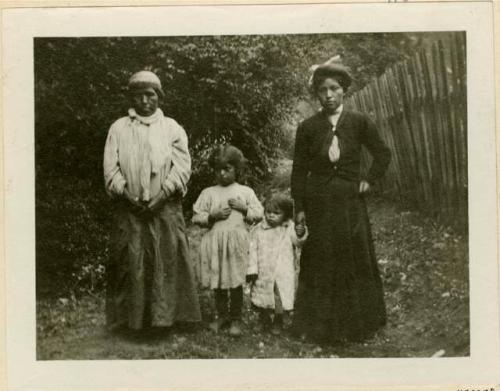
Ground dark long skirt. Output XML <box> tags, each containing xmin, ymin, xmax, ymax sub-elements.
<box><xmin>293</xmin><ymin>176</ymin><xmax>386</xmax><ymax>344</ymax></box>
<box><xmin>106</xmin><ymin>200</ymin><xmax>201</xmax><ymax>330</ymax></box>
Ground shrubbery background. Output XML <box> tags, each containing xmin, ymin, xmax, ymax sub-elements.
<box><xmin>35</xmin><ymin>33</ymin><xmax>431</xmax><ymax>298</ymax></box>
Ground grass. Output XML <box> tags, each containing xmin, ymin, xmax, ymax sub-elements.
<box><xmin>36</xmin><ymin>197</ymin><xmax>469</xmax><ymax>359</ymax></box>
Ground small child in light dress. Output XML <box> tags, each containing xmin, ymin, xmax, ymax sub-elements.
<box><xmin>246</xmin><ymin>193</ymin><xmax>308</xmax><ymax>335</ymax></box>
<box><xmin>192</xmin><ymin>145</ymin><xmax>263</xmax><ymax>337</ymax></box>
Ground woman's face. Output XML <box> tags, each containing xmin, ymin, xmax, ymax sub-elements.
<box><xmin>131</xmin><ymin>87</ymin><xmax>159</xmax><ymax>117</ymax></box>
<box><xmin>316</xmin><ymin>77</ymin><xmax>344</xmax><ymax>114</ymax></box>
<box><xmin>215</xmin><ymin>162</ymin><xmax>236</xmax><ymax>186</ymax></box>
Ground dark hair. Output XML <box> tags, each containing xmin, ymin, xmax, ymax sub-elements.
<box><xmin>209</xmin><ymin>144</ymin><xmax>247</xmax><ymax>176</ymax></box>
<box><xmin>264</xmin><ymin>193</ymin><xmax>294</xmax><ymax>221</ymax></box>
<box><xmin>311</xmin><ymin>64</ymin><xmax>352</xmax><ymax>93</ymax></box>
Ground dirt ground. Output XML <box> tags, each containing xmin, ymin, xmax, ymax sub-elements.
<box><xmin>37</xmin><ymin>198</ymin><xmax>469</xmax><ymax>359</ymax></box>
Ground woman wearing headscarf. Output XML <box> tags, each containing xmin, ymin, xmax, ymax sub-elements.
<box><xmin>104</xmin><ymin>70</ymin><xmax>201</xmax><ymax>333</ymax></box>
<box><xmin>291</xmin><ymin>60</ymin><xmax>391</xmax><ymax>344</ymax></box>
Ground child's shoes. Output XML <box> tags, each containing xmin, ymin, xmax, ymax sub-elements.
<box><xmin>209</xmin><ymin>317</ymin><xmax>229</xmax><ymax>333</ymax></box>
<box><xmin>271</xmin><ymin>314</ymin><xmax>283</xmax><ymax>336</ymax></box>
<box><xmin>282</xmin><ymin>312</ymin><xmax>293</xmax><ymax>330</ymax></box>
<box><xmin>257</xmin><ymin>310</ymin><xmax>272</xmax><ymax>332</ymax></box>
<box><xmin>229</xmin><ymin>320</ymin><xmax>243</xmax><ymax>337</ymax></box>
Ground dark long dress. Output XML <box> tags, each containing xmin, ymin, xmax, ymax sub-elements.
<box><xmin>291</xmin><ymin>109</ymin><xmax>390</xmax><ymax>343</ymax></box>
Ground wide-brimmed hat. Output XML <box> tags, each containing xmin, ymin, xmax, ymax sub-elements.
<box><xmin>128</xmin><ymin>70</ymin><xmax>165</xmax><ymax>98</ymax></box>
<box><xmin>310</xmin><ymin>56</ymin><xmax>352</xmax><ymax>91</ymax></box>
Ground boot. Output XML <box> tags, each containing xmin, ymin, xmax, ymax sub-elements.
<box><xmin>271</xmin><ymin>314</ymin><xmax>283</xmax><ymax>336</ymax></box>
<box><xmin>210</xmin><ymin>289</ymin><xmax>230</xmax><ymax>333</ymax></box>
<box><xmin>229</xmin><ymin>319</ymin><xmax>243</xmax><ymax>337</ymax></box>
<box><xmin>209</xmin><ymin>317</ymin><xmax>229</xmax><ymax>333</ymax></box>
<box><xmin>258</xmin><ymin>309</ymin><xmax>272</xmax><ymax>332</ymax></box>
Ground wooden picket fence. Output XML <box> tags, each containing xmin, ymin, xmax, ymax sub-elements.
<box><xmin>346</xmin><ymin>32</ymin><xmax>467</xmax><ymax>230</ymax></box>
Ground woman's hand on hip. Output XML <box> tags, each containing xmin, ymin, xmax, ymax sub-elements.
<box><xmin>359</xmin><ymin>180</ymin><xmax>371</xmax><ymax>194</ymax></box>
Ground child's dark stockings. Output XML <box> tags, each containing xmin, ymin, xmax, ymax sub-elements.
<box><xmin>214</xmin><ymin>286</ymin><xmax>243</xmax><ymax>320</ymax></box>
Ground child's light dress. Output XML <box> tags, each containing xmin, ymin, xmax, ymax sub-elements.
<box><xmin>192</xmin><ymin>183</ymin><xmax>263</xmax><ymax>289</ymax></box>
<box><xmin>247</xmin><ymin>220</ymin><xmax>307</xmax><ymax>311</ymax></box>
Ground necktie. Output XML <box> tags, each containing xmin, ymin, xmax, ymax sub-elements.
<box><xmin>328</xmin><ymin>124</ymin><xmax>340</xmax><ymax>163</ymax></box>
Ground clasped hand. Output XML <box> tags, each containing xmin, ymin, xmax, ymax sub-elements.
<box><xmin>295</xmin><ymin>223</ymin><xmax>306</xmax><ymax>238</ymax></box>
<box><xmin>123</xmin><ymin>187</ymin><xmax>167</xmax><ymax>217</ymax></box>
<box><xmin>294</xmin><ymin>211</ymin><xmax>307</xmax><ymax>238</ymax></box>
<box><xmin>209</xmin><ymin>206</ymin><xmax>231</xmax><ymax>222</ymax></box>
<box><xmin>210</xmin><ymin>198</ymin><xmax>247</xmax><ymax>223</ymax></box>
<box><xmin>228</xmin><ymin>198</ymin><xmax>247</xmax><ymax>214</ymax></box>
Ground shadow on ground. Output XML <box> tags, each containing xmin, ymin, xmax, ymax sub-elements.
<box><xmin>36</xmin><ymin>197</ymin><xmax>469</xmax><ymax>359</ymax></box>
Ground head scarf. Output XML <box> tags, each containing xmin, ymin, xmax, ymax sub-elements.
<box><xmin>128</xmin><ymin>108</ymin><xmax>169</xmax><ymax>202</ymax></box>
<box><xmin>128</xmin><ymin>70</ymin><xmax>165</xmax><ymax>98</ymax></box>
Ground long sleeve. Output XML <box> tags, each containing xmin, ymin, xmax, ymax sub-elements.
<box><xmin>162</xmin><ymin>122</ymin><xmax>191</xmax><ymax>197</ymax></box>
<box><xmin>360</xmin><ymin>115</ymin><xmax>391</xmax><ymax>184</ymax></box>
<box><xmin>290</xmin><ymin>122</ymin><xmax>309</xmax><ymax>213</ymax></box>
<box><xmin>244</xmin><ymin>189</ymin><xmax>264</xmax><ymax>224</ymax></box>
<box><xmin>103</xmin><ymin>123</ymin><xmax>127</xmax><ymax>197</ymax></box>
<box><xmin>247</xmin><ymin>226</ymin><xmax>259</xmax><ymax>275</ymax></box>
<box><xmin>192</xmin><ymin>189</ymin><xmax>211</xmax><ymax>227</ymax></box>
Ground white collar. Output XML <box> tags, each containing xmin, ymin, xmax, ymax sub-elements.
<box><xmin>128</xmin><ymin>108</ymin><xmax>163</xmax><ymax>125</ymax></box>
<box><xmin>327</xmin><ymin>104</ymin><xmax>343</xmax><ymax>117</ymax></box>
<box><xmin>326</xmin><ymin>104</ymin><xmax>343</xmax><ymax>127</ymax></box>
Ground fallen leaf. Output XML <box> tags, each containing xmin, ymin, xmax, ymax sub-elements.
<box><xmin>58</xmin><ymin>298</ymin><xmax>69</xmax><ymax>306</ymax></box>
<box><xmin>431</xmin><ymin>349</ymin><xmax>445</xmax><ymax>357</ymax></box>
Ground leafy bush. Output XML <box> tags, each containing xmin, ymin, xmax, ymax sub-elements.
<box><xmin>36</xmin><ymin>176</ymin><xmax>112</xmax><ymax>297</ymax></box>
<box><xmin>35</xmin><ymin>34</ymin><xmax>425</xmax><ymax>297</ymax></box>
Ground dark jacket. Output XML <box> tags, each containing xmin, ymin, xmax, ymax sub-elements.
<box><xmin>291</xmin><ymin>109</ymin><xmax>391</xmax><ymax>213</ymax></box>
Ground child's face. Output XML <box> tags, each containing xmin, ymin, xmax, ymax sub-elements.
<box><xmin>265</xmin><ymin>207</ymin><xmax>285</xmax><ymax>227</ymax></box>
<box><xmin>215</xmin><ymin>162</ymin><xmax>236</xmax><ymax>186</ymax></box>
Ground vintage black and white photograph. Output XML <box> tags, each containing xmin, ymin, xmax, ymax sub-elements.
<box><xmin>33</xmin><ymin>30</ymin><xmax>469</xmax><ymax>360</ymax></box>
<box><xmin>3</xmin><ymin>2</ymin><xmax>498</xmax><ymax>390</ymax></box>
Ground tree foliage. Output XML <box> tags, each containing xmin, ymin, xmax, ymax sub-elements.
<box><xmin>35</xmin><ymin>33</ymin><xmax>425</xmax><ymax>297</ymax></box>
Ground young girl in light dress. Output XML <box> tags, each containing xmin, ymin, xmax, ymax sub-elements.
<box><xmin>246</xmin><ymin>193</ymin><xmax>307</xmax><ymax>335</ymax></box>
<box><xmin>192</xmin><ymin>145</ymin><xmax>263</xmax><ymax>337</ymax></box>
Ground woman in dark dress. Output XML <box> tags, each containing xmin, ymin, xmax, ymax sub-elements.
<box><xmin>291</xmin><ymin>62</ymin><xmax>391</xmax><ymax>344</ymax></box>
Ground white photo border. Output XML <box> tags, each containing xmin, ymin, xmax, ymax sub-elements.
<box><xmin>2</xmin><ymin>2</ymin><xmax>498</xmax><ymax>390</ymax></box>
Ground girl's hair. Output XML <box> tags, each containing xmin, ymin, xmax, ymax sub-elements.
<box><xmin>209</xmin><ymin>144</ymin><xmax>246</xmax><ymax>174</ymax></box>
<box><xmin>264</xmin><ymin>193</ymin><xmax>294</xmax><ymax>222</ymax></box>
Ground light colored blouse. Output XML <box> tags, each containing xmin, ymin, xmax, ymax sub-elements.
<box><xmin>103</xmin><ymin>108</ymin><xmax>190</xmax><ymax>201</ymax></box>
